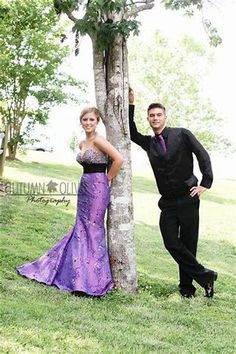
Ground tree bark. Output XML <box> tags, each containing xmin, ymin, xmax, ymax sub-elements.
<box><xmin>0</xmin><ymin>124</ymin><xmax>9</xmax><ymax>177</ymax></box>
<box><xmin>7</xmin><ymin>142</ymin><xmax>17</xmax><ymax>160</ymax></box>
<box><xmin>92</xmin><ymin>35</ymin><xmax>138</xmax><ymax>293</ymax></box>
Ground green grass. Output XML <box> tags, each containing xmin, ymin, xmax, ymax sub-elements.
<box><xmin>0</xmin><ymin>157</ymin><xmax>236</xmax><ymax>353</ymax></box>
<box><xmin>5</xmin><ymin>159</ymin><xmax>81</xmax><ymax>181</ymax></box>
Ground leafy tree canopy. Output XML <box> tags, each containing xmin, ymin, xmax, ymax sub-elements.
<box><xmin>0</xmin><ymin>0</ymin><xmax>86</xmax><ymax>159</ymax></box>
<box><xmin>128</xmin><ymin>31</ymin><xmax>229</xmax><ymax>152</ymax></box>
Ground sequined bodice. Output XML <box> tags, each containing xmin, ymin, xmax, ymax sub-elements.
<box><xmin>76</xmin><ymin>148</ymin><xmax>108</xmax><ymax>165</ymax></box>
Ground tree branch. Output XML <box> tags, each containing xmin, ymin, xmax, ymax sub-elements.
<box><xmin>125</xmin><ymin>0</ymin><xmax>155</xmax><ymax>18</ymax></box>
<box><xmin>136</xmin><ymin>2</ymin><xmax>155</xmax><ymax>13</ymax></box>
<box><xmin>53</xmin><ymin>0</ymin><xmax>79</xmax><ymax>23</ymax></box>
<box><xmin>127</xmin><ymin>0</ymin><xmax>154</xmax><ymax>4</ymax></box>
<box><xmin>64</xmin><ymin>9</ymin><xmax>78</xmax><ymax>23</ymax></box>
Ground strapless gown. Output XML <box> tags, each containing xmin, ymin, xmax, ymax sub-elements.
<box><xmin>16</xmin><ymin>149</ymin><xmax>113</xmax><ymax>296</ymax></box>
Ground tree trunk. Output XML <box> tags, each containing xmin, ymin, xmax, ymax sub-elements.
<box><xmin>7</xmin><ymin>142</ymin><xmax>17</xmax><ymax>160</ymax></box>
<box><xmin>92</xmin><ymin>35</ymin><xmax>138</xmax><ymax>293</ymax></box>
<box><xmin>0</xmin><ymin>124</ymin><xmax>9</xmax><ymax>177</ymax></box>
<box><xmin>59</xmin><ymin>0</ymin><xmax>155</xmax><ymax>294</ymax></box>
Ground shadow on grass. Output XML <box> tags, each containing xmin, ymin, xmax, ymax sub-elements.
<box><xmin>6</xmin><ymin>159</ymin><xmax>82</xmax><ymax>181</ymax></box>
<box><xmin>132</xmin><ymin>176</ymin><xmax>157</xmax><ymax>194</ymax></box>
<box><xmin>133</xmin><ymin>175</ymin><xmax>236</xmax><ymax>205</ymax></box>
<box><xmin>138</xmin><ymin>273</ymin><xmax>177</xmax><ymax>298</ymax></box>
<box><xmin>5</xmin><ymin>160</ymin><xmax>236</xmax><ymax>205</ymax></box>
<box><xmin>201</xmin><ymin>193</ymin><xmax>236</xmax><ymax>205</ymax></box>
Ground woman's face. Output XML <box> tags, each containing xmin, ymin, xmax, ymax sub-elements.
<box><xmin>80</xmin><ymin>111</ymin><xmax>99</xmax><ymax>133</ymax></box>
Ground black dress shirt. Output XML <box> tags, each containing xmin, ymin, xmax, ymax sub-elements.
<box><xmin>129</xmin><ymin>105</ymin><xmax>213</xmax><ymax>198</ymax></box>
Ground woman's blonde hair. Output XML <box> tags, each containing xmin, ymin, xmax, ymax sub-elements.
<box><xmin>79</xmin><ymin>107</ymin><xmax>101</xmax><ymax>122</ymax></box>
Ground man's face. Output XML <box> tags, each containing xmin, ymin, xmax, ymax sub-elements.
<box><xmin>147</xmin><ymin>107</ymin><xmax>166</xmax><ymax>133</ymax></box>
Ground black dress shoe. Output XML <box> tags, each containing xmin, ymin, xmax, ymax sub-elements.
<box><xmin>181</xmin><ymin>293</ymin><xmax>195</xmax><ymax>299</ymax></box>
<box><xmin>204</xmin><ymin>272</ymin><xmax>218</xmax><ymax>298</ymax></box>
<box><xmin>179</xmin><ymin>288</ymin><xmax>195</xmax><ymax>298</ymax></box>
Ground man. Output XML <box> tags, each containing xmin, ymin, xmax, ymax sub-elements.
<box><xmin>129</xmin><ymin>88</ymin><xmax>217</xmax><ymax>298</ymax></box>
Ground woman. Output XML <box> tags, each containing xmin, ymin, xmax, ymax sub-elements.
<box><xmin>17</xmin><ymin>107</ymin><xmax>124</xmax><ymax>296</ymax></box>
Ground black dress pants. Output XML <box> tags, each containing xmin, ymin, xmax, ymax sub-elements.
<box><xmin>158</xmin><ymin>194</ymin><xmax>212</xmax><ymax>294</ymax></box>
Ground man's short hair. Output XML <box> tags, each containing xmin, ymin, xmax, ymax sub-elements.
<box><xmin>147</xmin><ymin>103</ymin><xmax>166</xmax><ymax>115</ymax></box>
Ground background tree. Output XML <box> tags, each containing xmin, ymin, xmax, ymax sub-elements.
<box><xmin>0</xmin><ymin>0</ymin><xmax>85</xmax><ymax>164</ymax></box>
<box><xmin>128</xmin><ymin>31</ymin><xmax>230</xmax><ymax>151</ymax></box>
<box><xmin>68</xmin><ymin>131</ymin><xmax>79</xmax><ymax>153</ymax></box>
<box><xmin>0</xmin><ymin>106</ymin><xmax>8</xmax><ymax>177</ymax></box>
<box><xmin>162</xmin><ymin>0</ymin><xmax>222</xmax><ymax>47</ymax></box>
<box><xmin>55</xmin><ymin>0</ymin><xmax>221</xmax><ymax>292</ymax></box>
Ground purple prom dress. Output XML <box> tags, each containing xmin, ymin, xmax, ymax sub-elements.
<box><xmin>17</xmin><ymin>149</ymin><xmax>113</xmax><ymax>296</ymax></box>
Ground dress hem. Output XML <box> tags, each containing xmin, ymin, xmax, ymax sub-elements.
<box><xmin>16</xmin><ymin>268</ymin><xmax>113</xmax><ymax>297</ymax></box>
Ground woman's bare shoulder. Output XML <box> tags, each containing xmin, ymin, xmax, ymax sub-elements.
<box><xmin>79</xmin><ymin>140</ymin><xmax>85</xmax><ymax>150</ymax></box>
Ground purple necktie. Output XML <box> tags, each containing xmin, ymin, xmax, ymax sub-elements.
<box><xmin>157</xmin><ymin>134</ymin><xmax>167</xmax><ymax>153</ymax></box>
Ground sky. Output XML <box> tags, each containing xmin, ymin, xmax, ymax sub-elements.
<box><xmin>46</xmin><ymin>0</ymin><xmax>236</xmax><ymax>162</ymax></box>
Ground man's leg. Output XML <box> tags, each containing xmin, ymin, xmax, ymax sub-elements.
<box><xmin>178</xmin><ymin>196</ymin><xmax>200</xmax><ymax>297</ymax></box>
<box><xmin>159</xmin><ymin>198</ymin><xmax>206</xmax><ymax>287</ymax></box>
<box><xmin>159</xmin><ymin>195</ymin><xmax>217</xmax><ymax>297</ymax></box>
<box><xmin>178</xmin><ymin>195</ymin><xmax>217</xmax><ymax>297</ymax></box>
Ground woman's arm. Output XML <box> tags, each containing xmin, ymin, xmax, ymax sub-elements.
<box><xmin>94</xmin><ymin>136</ymin><xmax>124</xmax><ymax>181</ymax></box>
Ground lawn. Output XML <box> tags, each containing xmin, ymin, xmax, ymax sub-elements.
<box><xmin>0</xmin><ymin>154</ymin><xmax>236</xmax><ymax>354</ymax></box>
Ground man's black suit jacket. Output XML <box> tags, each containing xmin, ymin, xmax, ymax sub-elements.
<box><xmin>129</xmin><ymin>104</ymin><xmax>213</xmax><ymax>198</ymax></box>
